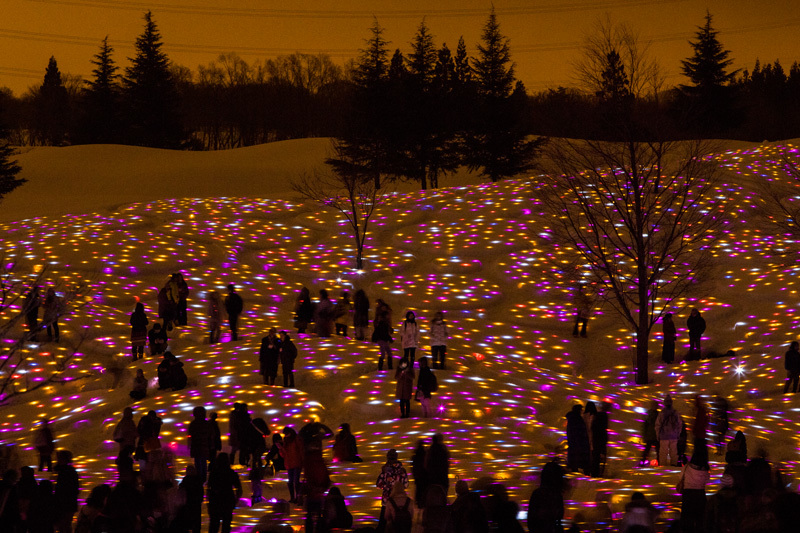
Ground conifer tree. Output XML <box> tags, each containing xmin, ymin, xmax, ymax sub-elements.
<box><xmin>0</xmin><ymin>114</ymin><xmax>23</xmax><ymax>203</ymax></box>
<box><xmin>34</xmin><ymin>56</ymin><xmax>69</xmax><ymax>145</ymax></box>
<box><xmin>123</xmin><ymin>11</ymin><xmax>184</xmax><ymax>148</ymax></box>
<box><xmin>465</xmin><ymin>8</ymin><xmax>544</xmax><ymax>183</ymax></box>
<box><xmin>454</xmin><ymin>37</ymin><xmax>472</xmax><ymax>86</ymax></box>
<box><xmin>79</xmin><ymin>36</ymin><xmax>121</xmax><ymax>143</ymax></box>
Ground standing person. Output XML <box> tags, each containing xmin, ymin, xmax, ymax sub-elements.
<box><xmin>687</xmin><ymin>308</ymin><xmax>706</xmax><ymax>360</ymax></box>
<box><xmin>710</xmin><ymin>394</ymin><xmax>729</xmax><ymax>456</ymax></box>
<box><xmin>136</xmin><ymin>410</ymin><xmax>163</xmax><ymax>463</ymax></box>
<box><xmin>429</xmin><ymin>311</ymin><xmax>449</xmax><ymax>370</ymax></box>
<box><xmin>314</xmin><ymin>289</ymin><xmax>334</xmax><ymax>338</ymax></box>
<box><xmin>678</xmin><ymin>446</ymin><xmax>710</xmax><ymax>533</ymax></box>
<box><xmin>655</xmin><ymin>394</ymin><xmax>683</xmax><ymax>467</ymax></box>
<box><xmin>693</xmin><ymin>394</ymin><xmax>709</xmax><ymax>452</ymax></box>
<box><xmin>0</xmin><ymin>470</ymin><xmax>20</xmax><ymax>533</ymax></box>
<box><xmin>75</xmin><ymin>484</ymin><xmax>112</xmax><ymax>533</ymax></box>
<box><xmin>411</xmin><ymin>439</ymin><xmax>429</xmax><ymax>510</ymax></box>
<box><xmin>662</xmin><ymin>312</ymin><xmax>677</xmax><ymax>364</ymax></box>
<box><xmin>279</xmin><ymin>331</ymin><xmax>297</xmax><ymax>388</ymax></box>
<box><xmin>583</xmin><ymin>401</ymin><xmax>597</xmax><ymax>461</ymax></box>
<box><xmin>449</xmin><ymin>479</ymin><xmax>489</xmax><ymax>533</ymax></box>
<box><xmin>385</xmin><ymin>481</ymin><xmax>415</xmax><ymax>533</ymax></box>
<box><xmin>129</xmin><ymin>302</ymin><xmax>149</xmax><ymax>361</ymax></box>
<box><xmin>572</xmin><ymin>284</ymin><xmax>592</xmax><ymax>338</ymax></box>
<box><xmin>425</xmin><ymin>433</ymin><xmax>450</xmax><ymax>496</ymax></box>
<box><xmin>400</xmin><ymin>311</ymin><xmax>421</xmax><ymax>364</ymax></box>
<box><xmin>207</xmin><ymin>290</ymin><xmax>222</xmax><ymax>344</ymax></box>
<box><xmin>332</xmin><ymin>423</ymin><xmax>360</xmax><ymax>463</ymax></box>
<box><xmin>416</xmin><ymin>357</ymin><xmax>438</xmax><ymax>418</ymax></box>
<box><xmin>177</xmin><ymin>465</ymin><xmax>204</xmax><ymax>533</ymax></box>
<box><xmin>209</xmin><ymin>412</ymin><xmax>222</xmax><ymax>465</ymax></box>
<box><xmin>640</xmin><ymin>400</ymin><xmax>660</xmax><ymax>466</ymax></box>
<box><xmin>527</xmin><ymin>459</ymin><xmax>566</xmax><ymax>533</ymax></box>
<box><xmin>112</xmin><ymin>407</ymin><xmax>138</xmax><ymax>455</ymax></box>
<box><xmin>278</xmin><ymin>426</ymin><xmax>304</xmax><ymax>504</ymax></box>
<box><xmin>188</xmin><ymin>406</ymin><xmax>213</xmax><ymax>483</ymax></box>
<box><xmin>157</xmin><ymin>281</ymin><xmax>176</xmax><ymax>332</ymax></box>
<box><xmin>395</xmin><ymin>357</ymin><xmax>415</xmax><ymax>419</ymax></box>
<box><xmin>293</xmin><ymin>287</ymin><xmax>314</xmax><ymax>335</ymax></box>
<box><xmin>565</xmin><ymin>405</ymin><xmax>590</xmax><ymax>474</ymax></box>
<box><xmin>353</xmin><ymin>288</ymin><xmax>370</xmax><ymax>341</ymax></box>
<box><xmin>175</xmin><ymin>273</ymin><xmax>190</xmax><ymax>326</ymax></box>
<box><xmin>227</xmin><ymin>403</ymin><xmax>245</xmax><ymax>466</ymax></box>
<box><xmin>784</xmin><ymin>341</ymin><xmax>800</xmax><ymax>394</ymax></box>
<box><xmin>207</xmin><ymin>453</ymin><xmax>242</xmax><ymax>533</ymax></box>
<box><xmin>34</xmin><ymin>418</ymin><xmax>55</xmax><ymax>472</ymax></box>
<box><xmin>591</xmin><ymin>402</ymin><xmax>611</xmax><ymax>477</ymax></box>
<box><xmin>42</xmin><ymin>287</ymin><xmax>62</xmax><ymax>342</ymax></box>
<box><xmin>375</xmin><ymin>449</ymin><xmax>409</xmax><ymax>532</ymax></box>
<box><xmin>333</xmin><ymin>290</ymin><xmax>352</xmax><ymax>337</ymax></box>
<box><xmin>148</xmin><ymin>322</ymin><xmax>168</xmax><ymax>356</ymax></box>
<box><xmin>28</xmin><ymin>479</ymin><xmax>56</xmax><ymax>533</ymax></box>
<box><xmin>53</xmin><ymin>450</ymin><xmax>80</xmax><ymax>533</ymax></box>
<box><xmin>24</xmin><ymin>285</ymin><xmax>41</xmax><ymax>339</ymax></box>
<box><xmin>224</xmin><ymin>284</ymin><xmax>244</xmax><ymax>342</ymax></box>
<box><xmin>258</xmin><ymin>328</ymin><xmax>281</xmax><ymax>386</ymax></box>
<box><xmin>372</xmin><ymin>309</ymin><xmax>394</xmax><ymax>371</ymax></box>
<box><xmin>299</xmin><ymin>422</ymin><xmax>334</xmax><ymax>529</ymax></box>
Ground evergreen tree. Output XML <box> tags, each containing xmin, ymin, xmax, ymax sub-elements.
<box><xmin>353</xmin><ymin>18</ymin><xmax>390</xmax><ymax>89</ymax></box>
<box><xmin>123</xmin><ymin>11</ymin><xmax>185</xmax><ymax>148</ymax></box>
<box><xmin>596</xmin><ymin>49</ymin><xmax>632</xmax><ymax>102</ymax></box>
<box><xmin>465</xmin><ymin>8</ymin><xmax>545</xmax><ymax>182</ymax></box>
<box><xmin>79</xmin><ymin>36</ymin><xmax>122</xmax><ymax>144</ymax></box>
<box><xmin>454</xmin><ymin>36</ymin><xmax>472</xmax><ymax>86</ymax></box>
<box><xmin>408</xmin><ymin>20</ymin><xmax>437</xmax><ymax>88</ymax></box>
<box><xmin>34</xmin><ymin>56</ymin><xmax>69</xmax><ymax>145</ymax></box>
<box><xmin>434</xmin><ymin>43</ymin><xmax>456</xmax><ymax>93</ymax></box>
<box><xmin>388</xmin><ymin>49</ymin><xmax>408</xmax><ymax>83</ymax></box>
<box><xmin>0</xmin><ymin>111</ymin><xmax>23</xmax><ymax>203</ymax></box>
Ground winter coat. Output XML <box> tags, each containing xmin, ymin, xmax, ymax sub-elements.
<box><xmin>332</xmin><ymin>431</ymin><xmax>358</xmax><ymax>463</ymax></box>
<box><xmin>591</xmin><ymin>411</ymin><xmax>609</xmax><ymax>454</ymax></box>
<box><xmin>314</xmin><ymin>298</ymin><xmax>334</xmax><ymax>336</ymax></box>
<box><xmin>177</xmin><ymin>279</ymin><xmax>189</xmax><ymax>301</ymax></box>
<box><xmin>148</xmin><ymin>326</ymin><xmax>168</xmax><ymax>350</ymax></box>
<box><xmin>681</xmin><ymin>463</ymin><xmax>710</xmax><ymax>490</ymax></box>
<box><xmin>42</xmin><ymin>293</ymin><xmax>62</xmax><ymax>324</ymax></box>
<box><xmin>527</xmin><ymin>485</ymin><xmax>564</xmax><ymax>533</ymax></box>
<box><xmin>425</xmin><ymin>442</ymin><xmax>450</xmax><ymax>490</ymax></box>
<box><xmin>259</xmin><ymin>335</ymin><xmax>281</xmax><ymax>376</ymax></box>
<box><xmin>430</xmin><ymin>319</ymin><xmax>448</xmax><ymax>347</ymax></box>
<box><xmin>449</xmin><ymin>490</ymin><xmax>489</xmax><ymax>533</ymax></box>
<box><xmin>188</xmin><ymin>418</ymin><xmax>213</xmax><ymax>459</ymax></box>
<box><xmin>566</xmin><ymin>410</ymin><xmax>590</xmax><ymax>471</ymax></box>
<box><xmin>54</xmin><ymin>463</ymin><xmax>80</xmax><ymax>516</ymax></box>
<box><xmin>401</xmin><ymin>321</ymin><xmax>420</xmax><ymax>349</ymax></box>
<box><xmin>642</xmin><ymin>408</ymin><xmax>659</xmax><ymax>442</ymax></box>
<box><xmin>376</xmin><ymin>460</ymin><xmax>409</xmax><ymax>502</ymax></box>
<box><xmin>129</xmin><ymin>311</ymin><xmax>148</xmax><ymax>344</ymax></box>
<box><xmin>353</xmin><ymin>292</ymin><xmax>370</xmax><ymax>327</ymax></box>
<box><xmin>663</xmin><ymin>317</ymin><xmax>677</xmax><ymax>341</ymax></box>
<box><xmin>417</xmin><ymin>367</ymin><xmax>437</xmax><ymax>399</ymax></box>
<box><xmin>333</xmin><ymin>298</ymin><xmax>352</xmax><ymax>322</ymax></box>
<box><xmin>280</xmin><ymin>434</ymin><xmax>304</xmax><ymax>470</ymax></box>
<box><xmin>34</xmin><ymin>425</ymin><xmax>54</xmax><ymax>454</ymax></box>
<box><xmin>207</xmin><ymin>466</ymin><xmax>242</xmax><ymax>513</ymax></box>
<box><xmin>395</xmin><ymin>365</ymin><xmax>415</xmax><ymax>400</ymax></box>
<box><xmin>113</xmin><ymin>416</ymin><xmax>138</xmax><ymax>449</ymax></box>
<box><xmin>372</xmin><ymin>319</ymin><xmax>393</xmax><ymax>343</ymax></box>
<box><xmin>224</xmin><ymin>292</ymin><xmax>243</xmax><ymax>317</ymax></box>
<box><xmin>694</xmin><ymin>404</ymin><xmax>709</xmax><ymax>440</ymax></box>
<box><xmin>295</xmin><ymin>296</ymin><xmax>314</xmax><ymax>323</ymax></box>
<box><xmin>687</xmin><ymin>314</ymin><xmax>706</xmax><ymax>337</ymax></box>
<box><xmin>280</xmin><ymin>339</ymin><xmax>298</xmax><ymax>369</ymax></box>
<box><xmin>655</xmin><ymin>406</ymin><xmax>683</xmax><ymax>440</ymax></box>
<box><xmin>157</xmin><ymin>287</ymin><xmax>174</xmax><ymax>321</ymax></box>
<box><xmin>786</xmin><ymin>347</ymin><xmax>800</xmax><ymax>373</ymax></box>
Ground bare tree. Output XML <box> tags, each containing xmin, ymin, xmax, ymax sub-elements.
<box><xmin>0</xmin><ymin>259</ymin><xmax>93</xmax><ymax>402</ymax></box>
<box><xmin>292</xmin><ymin>141</ymin><xmax>392</xmax><ymax>270</ymax></box>
<box><xmin>538</xmin><ymin>138</ymin><xmax>725</xmax><ymax>384</ymax></box>
<box><xmin>574</xmin><ymin>16</ymin><xmax>663</xmax><ymax>100</ymax></box>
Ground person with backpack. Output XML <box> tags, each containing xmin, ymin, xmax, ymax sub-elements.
<box><xmin>416</xmin><ymin>356</ymin><xmax>438</xmax><ymax>418</ymax></box>
<box><xmin>386</xmin><ymin>480</ymin><xmax>414</xmax><ymax>533</ymax></box>
<box><xmin>678</xmin><ymin>446</ymin><xmax>710</xmax><ymax>533</ymax></box>
<box><xmin>655</xmin><ymin>394</ymin><xmax>683</xmax><ymax>467</ymax></box>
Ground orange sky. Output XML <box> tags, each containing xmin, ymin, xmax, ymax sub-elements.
<box><xmin>2</xmin><ymin>0</ymin><xmax>800</xmax><ymax>97</ymax></box>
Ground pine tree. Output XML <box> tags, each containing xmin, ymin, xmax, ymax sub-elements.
<box><xmin>465</xmin><ymin>9</ymin><xmax>545</xmax><ymax>183</ymax></box>
<box><xmin>408</xmin><ymin>20</ymin><xmax>437</xmax><ymax>88</ymax></box>
<box><xmin>0</xmin><ymin>106</ymin><xmax>24</xmax><ymax>203</ymax></box>
<box><xmin>123</xmin><ymin>11</ymin><xmax>185</xmax><ymax>148</ymax></box>
<box><xmin>596</xmin><ymin>49</ymin><xmax>632</xmax><ymax>103</ymax></box>
<box><xmin>34</xmin><ymin>56</ymin><xmax>70</xmax><ymax>145</ymax></box>
<box><xmin>680</xmin><ymin>11</ymin><xmax>738</xmax><ymax>94</ymax></box>
<box><xmin>79</xmin><ymin>36</ymin><xmax>121</xmax><ymax>143</ymax></box>
<box><xmin>353</xmin><ymin>18</ymin><xmax>390</xmax><ymax>90</ymax></box>
<box><xmin>434</xmin><ymin>44</ymin><xmax>456</xmax><ymax>93</ymax></box>
<box><xmin>454</xmin><ymin>37</ymin><xmax>472</xmax><ymax>86</ymax></box>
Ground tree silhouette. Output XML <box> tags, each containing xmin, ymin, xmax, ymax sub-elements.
<box><xmin>78</xmin><ymin>36</ymin><xmax>122</xmax><ymax>144</ymax></box>
<box><xmin>33</xmin><ymin>56</ymin><xmax>70</xmax><ymax>146</ymax></box>
<box><xmin>0</xmin><ymin>109</ymin><xmax>23</xmax><ymax>203</ymax></box>
<box><xmin>123</xmin><ymin>11</ymin><xmax>185</xmax><ymax>148</ymax></box>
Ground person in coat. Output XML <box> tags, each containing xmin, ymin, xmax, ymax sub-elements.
<box><xmin>679</xmin><ymin>446</ymin><xmax>710</xmax><ymax>533</ymax></box>
<box><xmin>527</xmin><ymin>458</ymin><xmax>566</xmax><ymax>533</ymax></box>
<box><xmin>148</xmin><ymin>322</ymin><xmax>168</xmax><ymax>356</ymax></box>
<box><xmin>662</xmin><ymin>312</ymin><xmax>677</xmax><ymax>364</ymax></box>
<box><xmin>188</xmin><ymin>406</ymin><xmax>214</xmax><ymax>482</ymax></box>
<box><xmin>207</xmin><ymin>453</ymin><xmax>242</xmax><ymax>533</ymax></box>
<box><xmin>655</xmin><ymin>394</ymin><xmax>683</xmax><ymax>466</ymax></box>
<box><xmin>425</xmin><ymin>433</ymin><xmax>450</xmax><ymax>495</ymax></box>
<box><xmin>400</xmin><ymin>311</ymin><xmax>421</xmax><ymax>364</ymax></box>
<box><xmin>224</xmin><ymin>284</ymin><xmax>244</xmax><ymax>341</ymax></box>
<box><xmin>395</xmin><ymin>356</ymin><xmax>415</xmax><ymax>418</ymax></box>
<box><xmin>333</xmin><ymin>290</ymin><xmax>352</xmax><ymax>336</ymax></box>
<box><xmin>313</xmin><ymin>289</ymin><xmax>334</xmax><ymax>338</ymax></box>
<box><xmin>572</xmin><ymin>284</ymin><xmax>592</xmax><ymax>338</ymax></box>
<box><xmin>591</xmin><ymin>402</ymin><xmax>611</xmax><ymax>477</ymax></box>
<box><xmin>42</xmin><ymin>287</ymin><xmax>62</xmax><ymax>342</ymax></box>
<box><xmin>207</xmin><ymin>290</ymin><xmax>222</xmax><ymax>344</ymax></box>
<box><xmin>372</xmin><ymin>309</ymin><xmax>394</xmax><ymax>371</ymax></box>
<box><xmin>34</xmin><ymin>418</ymin><xmax>55</xmax><ymax>472</ymax></box>
<box><xmin>53</xmin><ymin>450</ymin><xmax>80</xmax><ymax>533</ymax></box>
<box><xmin>353</xmin><ymin>288</ymin><xmax>370</xmax><ymax>341</ymax></box>
<box><xmin>416</xmin><ymin>357</ymin><xmax>438</xmax><ymax>418</ymax></box>
<box><xmin>687</xmin><ymin>308</ymin><xmax>706</xmax><ymax>360</ymax></box>
<box><xmin>135</xmin><ymin>410</ymin><xmax>163</xmax><ymax>463</ymax></box>
<box><xmin>693</xmin><ymin>394</ymin><xmax>709</xmax><ymax>452</ymax></box>
<box><xmin>175</xmin><ymin>273</ymin><xmax>190</xmax><ymax>325</ymax></box>
<box><xmin>429</xmin><ymin>311</ymin><xmax>449</xmax><ymax>369</ymax></box>
<box><xmin>177</xmin><ymin>465</ymin><xmax>204</xmax><ymax>533</ymax></box>
<box><xmin>565</xmin><ymin>404</ymin><xmax>590</xmax><ymax>474</ymax></box>
<box><xmin>157</xmin><ymin>282</ymin><xmax>176</xmax><ymax>331</ymax></box>
<box><xmin>113</xmin><ymin>407</ymin><xmax>138</xmax><ymax>455</ymax></box>
<box><xmin>332</xmin><ymin>423</ymin><xmax>360</xmax><ymax>463</ymax></box>
<box><xmin>293</xmin><ymin>286</ymin><xmax>314</xmax><ymax>334</ymax></box>
<box><xmin>376</xmin><ymin>448</ymin><xmax>409</xmax><ymax>531</ymax></box>
<box><xmin>385</xmin><ymin>480</ymin><xmax>415</xmax><ymax>533</ymax></box>
<box><xmin>24</xmin><ymin>286</ymin><xmax>40</xmax><ymax>339</ymax></box>
<box><xmin>784</xmin><ymin>341</ymin><xmax>800</xmax><ymax>393</ymax></box>
<box><xmin>259</xmin><ymin>328</ymin><xmax>281</xmax><ymax>385</ymax></box>
<box><xmin>321</xmin><ymin>486</ymin><xmax>353</xmax><ymax>531</ymax></box>
<box><xmin>129</xmin><ymin>302</ymin><xmax>148</xmax><ymax>361</ymax></box>
<box><xmin>640</xmin><ymin>400</ymin><xmax>660</xmax><ymax>466</ymax></box>
<box><xmin>449</xmin><ymin>479</ymin><xmax>488</xmax><ymax>533</ymax></box>
<box><xmin>279</xmin><ymin>331</ymin><xmax>298</xmax><ymax>388</ymax></box>
<box><xmin>278</xmin><ymin>426</ymin><xmax>304</xmax><ymax>503</ymax></box>
<box><xmin>619</xmin><ymin>492</ymin><xmax>658</xmax><ymax>533</ymax></box>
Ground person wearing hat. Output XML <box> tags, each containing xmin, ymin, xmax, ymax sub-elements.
<box><xmin>376</xmin><ymin>448</ymin><xmax>408</xmax><ymax>531</ymax></box>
